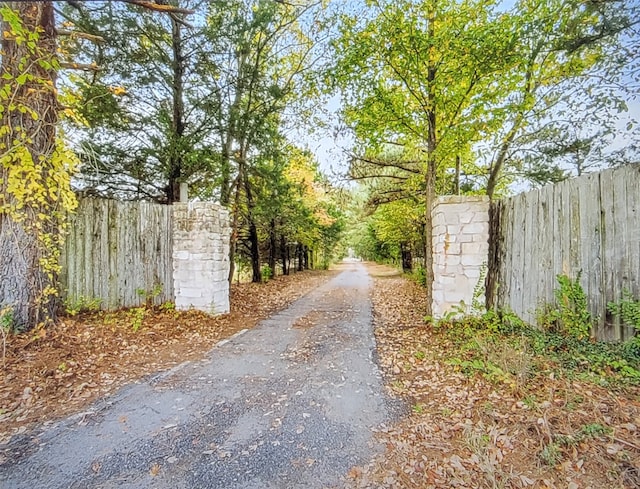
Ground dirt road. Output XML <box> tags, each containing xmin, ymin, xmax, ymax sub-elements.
<box><xmin>1</xmin><ymin>262</ymin><xmax>397</xmax><ymax>489</ymax></box>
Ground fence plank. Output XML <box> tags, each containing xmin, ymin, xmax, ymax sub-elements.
<box><xmin>625</xmin><ymin>165</ymin><xmax>640</xmax><ymax>302</ymax></box>
<box><xmin>579</xmin><ymin>172</ymin><xmax>604</xmax><ymax>336</ymax></box>
<box><xmin>617</xmin><ymin>165</ymin><xmax>638</xmax><ymax>340</ymax></box>
<box><xmin>600</xmin><ymin>169</ymin><xmax>621</xmax><ymax>341</ymax></box>
<box><xmin>503</xmin><ymin>198</ymin><xmax>515</xmax><ymax>310</ymax></box>
<box><xmin>509</xmin><ymin>195</ymin><xmax>523</xmax><ymax>319</ymax></box>
<box><xmin>537</xmin><ymin>185</ymin><xmax>554</xmax><ymax>315</ymax></box>
<box><xmin>61</xmin><ymin>197</ymin><xmax>173</xmax><ymax>310</ymax></box>
<box><xmin>488</xmin><ymin>164</ymin><xmax>640</xmax><ymax>341</ymax></box>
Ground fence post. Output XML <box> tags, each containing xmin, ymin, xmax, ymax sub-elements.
<box><xmin>172</xmin><ymin>202</ymin><xmax>231</xmax><ymax>314</ymax></box>
<box><xmin>431</xmin><ymin>196</ymin><xmax>490</xmax><ymax>317</ymax></box>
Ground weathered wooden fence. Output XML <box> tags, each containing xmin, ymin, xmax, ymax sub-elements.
<box><xmin>60</xmin><ymin>198</ymin><xmax>174</xmax><ymax>310</ymax></box>
<box><xmin>487</xmin><ymin>164</ymin><xmax>640</xmax><ymax>341</ymax></box>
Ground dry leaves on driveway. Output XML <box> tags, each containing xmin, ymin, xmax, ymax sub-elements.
<box><xmin>0</xmin><ymin>270</ymin><xmax>335</xmax><ymax>446</ymax></box>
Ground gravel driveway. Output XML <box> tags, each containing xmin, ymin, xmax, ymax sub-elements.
<box><xmin>1</xmin><ymin>262</ymin><xmax>397</xmax><ymax>489</ymax></box>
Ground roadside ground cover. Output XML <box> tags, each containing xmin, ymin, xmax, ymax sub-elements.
<box><xmin>0</xmin><ymin>270</ymin><xmax>335</xmax><ymax>450</ymax></box>
<box><xmin>349</xmin><ymin>263</ymin><xmax>640</xmax><ymax>489</ymax></box>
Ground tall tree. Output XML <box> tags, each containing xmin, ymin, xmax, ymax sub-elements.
<box><xmin>332</xmin><ymin>0</ymin><xmax>516</xmax><ymax>312</ymax></box>
<box><xmin>59</xmin><ymin>0</ymin><xmax>207</xmax><ymax>202</ymax></box>
<box><xmin>64</xmin><ymin>0</ymin><xmax>335</xmax><ymax>283</ymax></box>
<box><xmin>200</xmin><ymin>0</ymin><xmax>325</xmax><ymax>281</ymax></box>
<box><xmin>0</xmin><ymin>3</ymin><xmax>66</xmax><ymax>329</ymax></box>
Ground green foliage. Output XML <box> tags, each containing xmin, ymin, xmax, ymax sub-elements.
<box><xmin>1</xmin><ymin>307</ymin><xmax>13</xmax><ymax>364</ymax></box>
<box><xmin>158</xmin><ymin>301</ymin><xmax>175</xmax><ymax>312</ymax></box>
<box><xmin>59</xmin><ymin>1</ymin><xmax>218</xmax><ymax>200</ymax></box>
<box><xmin>435</xmin><ymin>304</ymin><xmax>640</xmax><ymax>385</ymax></box>
<box><xmin>608</xmin><ymin>290</ymin><xmax>640</xmax><ymax>345</ymax></box>
<box><xmin>63</xmin><ymin>296</ymin><xmax>102</xmax><ymax>316</ymax></box>
<box><xmin>471</xmin><ymin>265</ymin><xmax>488</xmax><ymax>314</ymax></box>
<box><xmin>128</xmin><ymin>307</ymin><xmax>146</xmax><ymax>332</ymax></box>
<box><xmin>522</xmin><ymin>395</ymin><xmax>537</xmax><ymax>409</ymax></box>
<box><xmin>343</xmin><ymin>196</ymin><xmax>423</xmax><ymax>269</ymax></box>
<box><xmin>411</xmin><ymin>266</ymin><xmax>427</xmax><ymax>287</ymax></box>
<box><xmin>539</xmin><ymin>422</ymin><xmax>612</xmax><ymax>467</ymax></box>
<box><xmin>136</xmin><ymin>283</ymin><xmax>163</xmax><ymax>306</ymax></box>
<box><xmin>332</xmin><ymin>0</ymin><xmax>638</xmax><ymax>200</ymax></box>
<box><xmin>539</xmin><ymin>442</ymin><xmax>562</xmax><ymax>467</ymax></box>
<box><xmin>370</xmin><ymin>200</ymin><xmax>424</xmax><ymax>254</ymax></box>
<box><xmin>413</xmin><ymin>350</ymin><xmax>426</xmax><ymax>361</ymax></box>
<box><xmin>578</xmin><ymin>423</ymin><xmax>611</xmax><ymax>439</ymax></box>
<box><xmin>555</xmin><ymin>274</ymin><xmax>591</xmax><ymax>339</ymax></box>
<box><xmin>126</xmin><ymin>293</ymin><xmax>176</xmax><ymax>331</ymax></box>
<box><xmin>0</xmin><ymin>307</ymin><xmax>14</xmax><ymax>333</ymax></box>
<box><xmin>538</xmin><ymin>274</ymin><xmax>592</xmax><ymax>340</ymax></box>
<box><xmin>447</xmin><ymin>356</ymin><xmax>505</xmax><ymax>381</ymax></box>
<box><xmin>260</xmin><ymin>265</ymin><xmax>273</xmax><ymax>282</ymax></box>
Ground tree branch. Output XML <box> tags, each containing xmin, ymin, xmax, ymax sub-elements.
<box><xmin>351</xmin><ymin>154</ymin><xmax>422</xmax><ymax>175</ymax></box>
<box><xmin>59</xmin><ymin>61</ymin><xmax>101</xmax><ymax>71</ymax></box>
<box><xmin>120</xmin><ymin>1</ymin><xmax>194</xmax><ymax>15</ymax></box>
<box><xmin>56</xmin><ymin>29</ymin><xmax>105</xmax><ymax>43</ymax></box>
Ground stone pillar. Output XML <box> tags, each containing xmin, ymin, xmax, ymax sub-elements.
<box><xmin>172</xmin><ymin>202</ymin><xmax>231</xmax><ymax>314</ymax></box>
<box><xmin>432</xmin><ymin>196</ymin><xmax>490</xmax><ymax>317</ymax></box>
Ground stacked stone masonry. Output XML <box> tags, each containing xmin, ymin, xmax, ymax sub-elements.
<box><xmin>173</xmin><ymin>202</ymin><xmax>231</xmax><ymax>314</ymax></box>
<box><xmin>432</xmin><ymin>195</ymin><xmax>490</xmax><ymax>317</ymax></box>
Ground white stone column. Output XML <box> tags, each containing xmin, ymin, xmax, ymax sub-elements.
<box><xmin>172</xmin><ymin>202</ymin><xmax>231</xmax><ymax>314</ymax></box>
<box><xmin>432</xmin><ymin>196</ymin><xmax>490</xmax><ymax>317</ymax></box>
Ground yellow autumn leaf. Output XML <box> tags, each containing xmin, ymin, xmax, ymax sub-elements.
<box><xmin>108</xmin><ymin>85</ymin><xmax>127</xmax><ymax>96</ymax></box>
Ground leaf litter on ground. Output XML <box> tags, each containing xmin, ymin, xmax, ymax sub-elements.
<box><xmin>342</xmin><ymin>263</ymin><xmax>640</xmax><ymax>489</ymax></box>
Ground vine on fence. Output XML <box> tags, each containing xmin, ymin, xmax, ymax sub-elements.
<box><xmin>608</xmin><ymin>290</ymin><xmax>640</xmax><ymax>347</ymax></box>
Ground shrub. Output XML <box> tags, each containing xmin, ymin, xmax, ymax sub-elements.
<box><xmin>538</xmin><ymin>274</ymin><xmax>592</xmax><ymax>340</ymax></box>
<box><xmin>608</xmin><ymin>290</ymin><xmax>640</xmax><ymax>347</ymax></box>
<box><xmin>261</xmin><ymin>265</ymin><xmax>273</xmax><ymax>282</ymax></box>
<box><xmin>412</xmin><ymin>266</ymin><xmax>427</xmax><ymax>286</ymax></box>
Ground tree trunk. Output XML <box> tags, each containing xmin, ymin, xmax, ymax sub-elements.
<box><xmin>280</xmin><ymin>234</ymin><xmax>288</xmax><ymax>275</ymax></box>
<box><xmin>268</xmin><ymin>218</ymin><xmax>277</xmax><ymax>275</ymax></box>
<box><xmin>486</xmin><ymin>114</ymin><xmax>522</xmax><ymax>199</ymax></box>
<box><xmin>167</xmin><ymin>14</ymin><xmax>185</xmax><ymax>204</ymax></box>
<box><xmin>220</xmin><ymin>135</ymin><xmax>232</xmax><ymax>207</ymax></box>
<box><xmin>421</xmin><ymin>221</ymin><xmax>428</xmax><ymax>271</ymax></box>
<box><xmin>424</xmin><ymin>6</ymin><xmax>438</xmax><ymax>316</ymax></box>
<box><xmin>227</xmin><ymin>176</ymin><xmax>241</xmax><ymax>283</ymax></box>
<box><xmin>401</xmin><ymin>243</ymin><xmax>412</xmax><ymax>272</ymax></box>
<box><xmin>220</xmin><ymin>78</ymin><xmax>242</xmax><ymax>208</ymax></box>
<box><xmin>296</xmin><ymin>244</ymin><xmax>304</xmax><ymax>272</ymax></box>
<box><xmin>423</xmin><ymin>6</ymin><xmax>437</xmax><ymax>317</ymax></box>
<box><xmin>248</xmin><ymin>221</ymin><xmax>261</xmax><ymax>283</ymax></box>
<box><xmin>454</xmin><ymin>155</ymin><xmax>460</xmax><ymax>195</ymax></box>
<box><xmin>486</xmin><ymin>50</ymin><xmax>537</xmax><ymax>199</ymax></box>
<box><xmin>424</xmin><ymin>162</ymin><xmax>436</xmax><ymax>316</ymax></box>
<box><xmin>303</xmin><ymin>245</ymin><xmax>309</xmax><ymax>270</ymax></box>
<box><xmin>242</xmin><ymin>163</ymin><xmax>261</xmax><ymax>283</ymax></box>
<box><xmin>0</xmin><ymin>3</ymin><xmax>59</xmax><ymax>330</ymax></box>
